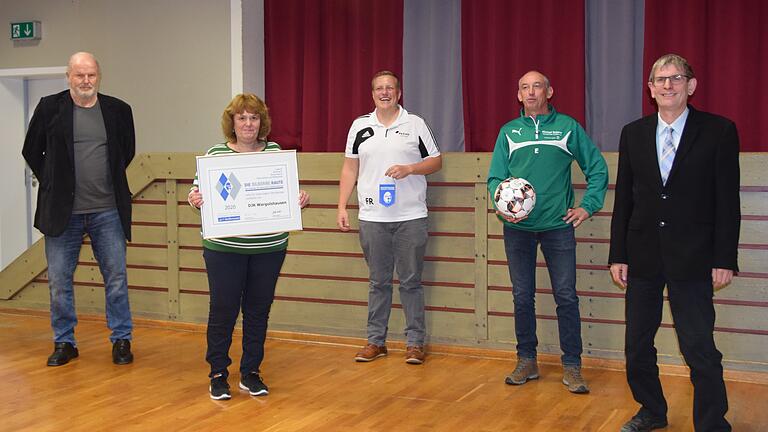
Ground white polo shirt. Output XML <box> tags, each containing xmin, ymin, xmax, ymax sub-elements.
<box><xmin>345</xmin><ymin>106</ymin><xmax>440</xmax><ymax>222</ymax></box>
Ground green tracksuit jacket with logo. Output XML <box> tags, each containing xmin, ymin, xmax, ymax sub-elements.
<box><xmin>487</xmin><ymin>105</ymin><xmax>608</xmax><ymax>232</ymax></box>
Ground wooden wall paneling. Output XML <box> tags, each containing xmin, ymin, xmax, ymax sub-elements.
<box><xmin>486</xmin><ymin>213</ymin><xmax>616</xmax><ymax>238</ymax></box>
<box><xmin>296</xmin><ymin>153</ymin><xmax>346</xmax><ymax>180</ymax></box>
<box><xmin>177</xmin><ymin>205</ymin><xmax>202</xmax><ymax>226</ymax></box>
<box><xmin>574</xmin><ymin>188</ymin><xmax>616</xmax><ymax>213</ymax></box>
<box><xmin>125</xmin><ymin>246</ymin><xmax>169</xmax><ymax>268</ymax></box>
<box><xmin>280</xmin><ymin>253</ymin><xmax>476</xmax><ymax>287</ymax></box>
<box><xmin>5</xmin><ymin>281</ymin><xmax>50</xmax><ymax>308</ymax></box>
<box><xmin>741</xmin><ymin>191</ymin><xmax>768</xmax><ymax>213</ymax></box>
<box><xmin>288</xmin><ymin>230</ymin><xmax>363</xmax><ymax>254</ymax></box>
<box><xmin>124</xmin><ymin>268</ymin><xmax>169</xmax><ymax>290</ymax></box>
<box><xmin>490</xmin><ymin>266</ymin><xmax>616</xmax><ymax>296</ymax></box>
<box><xmin>178</xmin><ymin>227</ymin><xmax>203</xmax><ymax>248</ymax></box>
<box><xmin>486</xmin><ymin>237</ymin><xmax>610</xmax><ymax>264</ymax></box>
<box><xmin>428</xmin><ymin>184</ymin><xmax>477</xmax><ymax>207</ymax></box>
<box><xmin>0</xmin><ymin>242</ymin><xmax>45</xmax><ymax>300</ymax></box>
<box><xmin>140</xmin><ymin>153</ymin><xmax>196</xmax><ymax>180</ymax></box>
<box><xmin>487</xmin><ymin>315</ymin><xmax>563</xmax><ymax>350</ymax></box>
<box><xmin>487</xmin><ymin>289</ymin><xmax>581</xmax><ymax>354</ymax></box>
<box><xmin>132</xmin><ymin>203</ymin><xmax>166</xmax><ymax>224</ymax></box>
<box><xmin>421</xmin><ymin>261</ymin><xmax>477</xmax><ymax>286</ymax></box>
<box><xmin>474</xmin><ymin>183</ymin><xmax>489</xmax><ymax>340</ymax></box>
<box><xmin>126</xmin><ymin>153</ymin><xmax>160</xmax><ymax>195</ymax></box>
<box><xmin>122</xmin><ymin>290</ymin><xmax>170</xmax><ymax>318</ymax></box>
<box><xmin>2</xmin><ymin>152</ymin><xmax>766</xmax><ymax>374</ymax></box>
<box><xmin>11</xmin><ymin>280</ymin><xmax>166</xmax><ymax>319</ymax></box>
<box><xmin>579</xmin><ymin>319</ymin><xmax>637</xmax><ymax>360</ymax></box>
<box><xmin>428</xmin><ymin>211</ymin><xmax>476</xmax><ymax>233</ymax></box>
<box><xmin>303</xmin><ymin>207</ymin><xmax>358</xmax><ymax>230</ymax></box>
<box><xmin>131</xmin><ymin>225</ymin><xmax>168</xmax><ymax>246</ymax></box>
<box><xmin>282</xmin><ymin>254</ymin><xmax>368</xmax><ymax>280</ymax></box>
<box><xmin>422</xmin><ymin>310</ymin><xmax>479</xmax><ymax>340</ymax></box>
<box><xmin>716</xmin><ymin>333</ymin><xmax>768</xmax><ymax>369</ymax></box>
<box><xmin>298</xmin><ymin>183</ymin><xmax>357</xmax><ymax>205</ymax></box>
<box><xmin>428</xmin><ymin>152</ymin><xmax>487</xmax><ymax>183</ymax></box>
<box><xmin>276</xmin><ymin>278</ymin><xmax>370</xmax><ymax>303</ymax></box>
<box><xmin>740</xmin><ymin>153</ymin><xmax>767</xmax><ymax>185</ymax></box>
<box><xmin>427</xmin><ymin>235</ymin><xmax>475</xmax><ymax>259</ymax></box>
<box><xmin>179</xmin><ymin>270</ymin><xmax>207</xmax><ymax>294</ymax></box>
<box><xmin>80</xmin><ymin>244</ymin><xmax>169</xmax><ymax>268</ymax></box>
<box><xmin>178</xmin><ymin>292</ymin><xmax>209</xmax><ymax>322</ymax></box>
<box><xmin>715</xmin><ymin>277</ymin><xmax>768</xmax><ymax>302</ymax></box>
<box><xmin>269</xmin><ymin>300</ymin><xmax>479</xmax><ymax>342</ymax></box>
<box><xmin>178</xmin><ymin>249</ymin><xmax>205</xmax><ymax>271</ymax></box>
<box><xmin>740</xmin><ymin>220</ymin><xmax>768</xmax><ymax>244</ymax></box>
<box><xmin>276</xmin><ymin>277</ymin><xmax>474</xmax><ymax>311</ymax></box>
<box><xmin>738</xmin><ymin>248</ymin><xmax>768</xmax><ymax>273</ymax></box>
<box><xmin>134</xmin><ymin>181</ymin><xmax>166</xmax><ymax>200</ymax></box>
<box><xmin>713</xmin><ymin>303</ymin><xmax>767</xmax><ymax>336</ymax></box>
<box><xmin>269</xmin><ymin>302</ymin><xmax>369</xmax><ymax>336</ymax></box>
<box><xmin>165</xmin><ymin>179</ymin><xmax>180</xmax><ymax>320</ymax></box>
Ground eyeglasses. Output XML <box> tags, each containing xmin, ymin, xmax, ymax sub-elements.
<box><xmin>651</xmin><ymin>74</ymin><xmax>689</xmax><ymax>87</ymax></box>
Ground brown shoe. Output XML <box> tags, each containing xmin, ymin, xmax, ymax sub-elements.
<box><xmin>405</xmin><ymin>345</ymin><xmax>425</xmax><ymax>365</ymax></box>
<box><xmin>354</xmin><ymin>344</ymin><xmax>387</xmax><ymax>362</ymax></box>
<box><xmin>504</xmin><ymin>357</ymin><xmax>539</xmax><ymax>385</ymax></box>
<box><xmin>562</xmin><ymin>365</ymin><xmax>590</xmax><ymax>394</ymax></box>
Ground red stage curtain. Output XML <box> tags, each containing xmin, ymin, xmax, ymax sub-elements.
<box><xmin>644</xmin><ymin>0</ymin><xmax>768</xmax><ymax>152</ymax></box>
<box><xmin>461</xmin><ymin>0</ymin><xmax>586</xmax><ymax>152</ymax></box>
<box><xmin>264</xmin><ymin>0</ymin><xmax>403</xmax><ymax>151</ymax></box>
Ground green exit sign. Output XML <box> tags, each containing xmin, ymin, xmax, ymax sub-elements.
<box><xmin>11</xmin><ymin>21</ymin><xmax>41</xmax><ymax>41</ymax></box>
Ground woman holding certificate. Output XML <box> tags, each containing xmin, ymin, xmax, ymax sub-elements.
<box><xmin>188</xmin><ymin>94</ymin><xmax>310</xmax><ymax>400</ymax></box>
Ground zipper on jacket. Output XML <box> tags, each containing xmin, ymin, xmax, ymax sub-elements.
<box><xmin>530</xmin><ymin>116</ymin><xmax>540</xmax><ymax>140</ymax></box>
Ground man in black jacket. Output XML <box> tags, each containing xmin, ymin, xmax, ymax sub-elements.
<box><xmin>23</xmin><ymin>52</ymin><xmax>136</xmax><ymax>366</ymax></box>
<box><xmin>609</xmin><ymin>54</ymin><xmax>739</xmax><ymax>432</ymax></box>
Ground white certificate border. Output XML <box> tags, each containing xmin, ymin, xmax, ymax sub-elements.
<box><xmin>196</xmin><ymin>150</ymin><xmax>302</xmax><ymax>239</ymax></box>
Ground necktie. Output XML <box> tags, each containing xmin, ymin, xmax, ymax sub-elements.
<box><xmin>660</xmin><ymin>127</ymin><xmax>675</xmax><ymax>185</ymax></box>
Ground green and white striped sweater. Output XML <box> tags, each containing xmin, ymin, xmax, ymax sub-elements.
<box><xmin>193</xmin><ymin>142</ymin><xmax>289</xmax><ymax>254</ymax></box>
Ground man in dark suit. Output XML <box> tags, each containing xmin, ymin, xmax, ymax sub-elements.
<box><xmin>22</xmin><ymin>52</ymin><xmax>136</xmax><ymax>366</ymax></box>
<box><xmin>609</xmin><ymin>54</ymin><xmax>740</xmax><ymax>432</ymax></box>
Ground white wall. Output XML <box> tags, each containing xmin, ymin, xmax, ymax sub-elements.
<box><xmin>0</xmin><ymin>0</ymin><xmax>234</xmax><ymax>153</ymax></box>
<box><xmin>0</xmin><ymin>78</ymin><xmax>25</xmax><ymax>269</ymax></box>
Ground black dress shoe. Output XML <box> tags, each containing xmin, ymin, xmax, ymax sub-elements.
<box><xmin>47</xmin><ymin>342</ymin><xmax>79</xmax><ymax>366</ymax></box>
<box><xmin>620</xmin><ymin>413</ymin><xmax>668</xmax><ymax>432</ymax></box>
<box><xmin>112</xmin><ymin>339</ymin><xmax>134</xmax><ymax>365</ymax></box>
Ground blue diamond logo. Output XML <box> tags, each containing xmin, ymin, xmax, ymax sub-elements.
<box><xmin>215</xmin><ymin>172</ymin><xmax>242</xmax><ymax>201</ymax></box>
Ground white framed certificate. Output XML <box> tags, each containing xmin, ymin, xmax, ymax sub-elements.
<box><xmin>196</xmin><ymin>150</ymin><xmax>302</xmax><ymax>239</ymax></box>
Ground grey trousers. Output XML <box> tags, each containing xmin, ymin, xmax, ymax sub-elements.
<box><xmin>358</xmin><ymin>218</ymin><xmax>428</xmax><ymax>346</ymax></box>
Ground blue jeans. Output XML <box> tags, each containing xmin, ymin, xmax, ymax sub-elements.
<box><xmin>358</xmin><ymin>218</ymin><xmax>428</xmax><ymax>346</ymax></box>
<box><xmin>503</xmin><ymin>225</ymin><xmax>582</xmax><ymax>366</ymax></box>
<box><xmin>44</xmin><ymin>209</ymin><xmax>132</xmax><ymax>345</ymax></box>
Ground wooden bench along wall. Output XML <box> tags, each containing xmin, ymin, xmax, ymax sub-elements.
<box><xmin>1</xmin><ymin>152</ymin><xmax>766</xmax><ymax>373</ymax></box>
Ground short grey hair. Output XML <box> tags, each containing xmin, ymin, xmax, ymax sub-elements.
<box><xmin>648</xmin><ymin>53</ymin><xmax>695</xmax><ymax>82</ymax></box>
<box><xmin>66</xmin><ymin>52</ymin><xmax>101</xmax><ymax>75</ymax></box>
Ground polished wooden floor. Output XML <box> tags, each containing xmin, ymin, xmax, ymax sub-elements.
<box><xmin>1</xmin><ymin>310</ymin><xmax>766</xmax><ymax>432</ymax></box>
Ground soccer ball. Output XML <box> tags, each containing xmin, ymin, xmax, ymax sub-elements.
<box><xmin>493</xmin><ymin>177</ymin><xmax>536</xmax><ymax>219</ymax></box>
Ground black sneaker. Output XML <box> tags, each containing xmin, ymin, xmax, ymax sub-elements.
<box><xmin>239</xmin><ymin>372</ymin><xmax>268</xmax><ymax>396</ymax></box>
<box><xmin>620</xmin><ymin>413</ymin><xmax>668</xmax><ymax>432</ymax></box>
<box><xmin>209</xmin><ymin>373</ymin><xmax>231</xmax><ymax>400</ymax></box>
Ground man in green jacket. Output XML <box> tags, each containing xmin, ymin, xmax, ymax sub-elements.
<box><xmin>487</xmin><ymin>70</ymin><xmax>608</xmax><ymax>394</ymax></box>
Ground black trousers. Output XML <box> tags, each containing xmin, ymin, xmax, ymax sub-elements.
<box><xmin>625</xmin><ymin>274</ymin><xmax>731</xmax><ymax>431</ymax></box>
<box><xmin>203</xmin><ymin>248</ymin><xmax>286</xmax><ymax>378</ymax></box>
